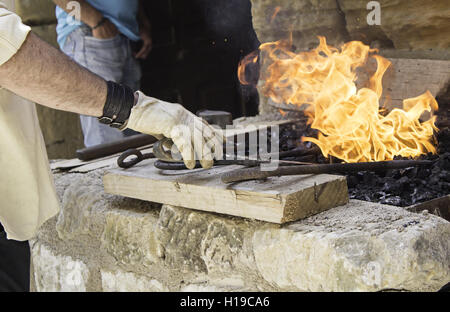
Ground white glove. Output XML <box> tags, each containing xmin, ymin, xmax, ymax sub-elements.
<box><xmin>125</xmin><ymin>91</ymin><xmax>223</xmax><ymax>169</ymax></box>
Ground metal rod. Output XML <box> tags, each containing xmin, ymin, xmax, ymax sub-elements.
<box><xmin>77</xmin><ymin>134</ymin><xmax>157</xmax><ymax>161</ymax></box>
<box><xmin>154</xmin><ymin>159</ymin><xmax>265</xmax><ymax>170</ymax></box>
<box><xmin>117</xmin><ymin>149</ymin><xmax>155</xmax><ymax>169</ymax></box>
<box><xmin>221</xmin><ymin>160</ymin><xmax>434</xmax><ymax>184</ymax></box>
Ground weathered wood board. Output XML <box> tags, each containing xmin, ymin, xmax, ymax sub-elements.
<box><xmin>103</xmin><ymin>159</ymin><xmax>349</xmax><ymax>223</ymax></box>
<box><xmin>69</xmin><ymin>147</ymin><xmax>154</xmax><ymax>173</ymax></box>
<box><xmin>50</xmin><ymin>145</ymin><xmax>153</xmax><ymax>172</ymax></box>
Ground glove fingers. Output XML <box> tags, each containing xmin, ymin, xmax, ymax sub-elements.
<box><xmin>192</xmin><ymin>121</ymin><xmax>213</xmax><ymax>169</ymax></box>
<box><xmin>211</xmin><ymin>129</ymin><xmax>224</xmax><ymax>160</ymax></box>
<box><xmin>170</xmin><ymin>126</ymin><xmax>196</xmax><ymax>169</ymax></box>
<box><xmin>200</xmin><ymin>136</ymin><xmax>216</xmax><ymax>169</ymax></box>
<box><xmin>199</xmin><ymin>137</ymin><xmax>214</xmax><ymax>169</ymax></box>
<box><xmin>199</xmin><ymin>123</ymin><xmax>224</xmax><ymax>162</ymax></box>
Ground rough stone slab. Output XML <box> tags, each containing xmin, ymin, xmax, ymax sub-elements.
<box><xmin>101</xmin><ymin>208</ymin><xmax>161</xmax><ymax>267</ymax></box>
<box><xmin>180</xmin><ymin>276</ymin><xmax>250</xmax><ymax>292</ymax></box>
<box><xmin>31</xmin><ymin>242</ymin><xmax>90</xmax><ymax>292</ymax></box>
<box><xmin>31</xmin><ymin>169</ymin><xmax>450</xmax><ymax>292</ymax></box>
<box><xmin>156</xmin><ymin>205</ymin><xmax>259</xmax><ymax>275</ymax></box>
<box><xmin>253</xmin><ymin>200</ymin><xmax>450</xmax><ymax>292</ymax></box>
<box><xmin>103</xmin><ymin>159</ymin><xmax>349</xmax><ymax>224</ymax></box>
<box><xmin>56</xmin><ymin>174</ymin><xmax>108</xmax><ymax>240</ymax></box>
<box><xmin>338</xmin><ymin>0</ymin><xmax>450</xmax><ymax>51</ymax></box>
<box><xmin>101</xmin><ymin>270</ymin><xmax>168</xmax><ymax>292</ymax></box>
<box><xmin>250</xmin><ymin>0</ymin><xmax>449</xmax><ymax>54</ymax></box>
<box><xmin>251</xmin><ymin>0</ymin><xmax>349</xmax><ymax>51</ymax></box>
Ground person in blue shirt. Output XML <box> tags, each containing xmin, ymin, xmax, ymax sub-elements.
<box><xmin>53</xmin><ymin>0</ymin><xmax>152</xmax><ymax>147</ymax></box>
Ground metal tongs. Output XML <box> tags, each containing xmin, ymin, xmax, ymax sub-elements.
<box><xmin>117</xmin><ymin>138</ymin><xmax>265</xmax><ymax>169</ymax></box>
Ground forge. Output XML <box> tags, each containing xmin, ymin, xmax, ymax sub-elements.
<box><xmin>27</xmin><ymin>0</ymin><xmax>450</xmax><ymax>292</ymax></box>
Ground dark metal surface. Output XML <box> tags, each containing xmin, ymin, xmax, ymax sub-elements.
<box><xmin>77</xmin><ymin>134</ymin><xmax>157</xmax><ymax>161</ymax></box>
<box><xmin>197</xmin><ymin>110</ymin><xmax>233</xmax><ymax>129</ymax></box>
<box><xmin>221</xmin><ymin>160</ymin><xmax>435</xmax><ymax>184</ymax></box>
<box><xmin>407</xmin><ymin>195</ymin><xmax>450</xmax><ymax>221</ymax></box>
<box><xmin>154</xmin><ymin>159</ymin><xmax>264</xmax><ymax>170</ymax></box>
<box><xmin>117</xmin><ymin>149</ymin><xmax>155</xmax><ymax>169</ymax></box>
<box><xmin>152</xmin><ymin>138</ymin><xmax>178</xmax><ymax>162</ymax></box>
<box><xmin>119</xmin><ymin>137</ymin><xmax>321</xmax><ymax>169</ymax></box>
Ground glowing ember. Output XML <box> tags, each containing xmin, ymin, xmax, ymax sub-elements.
<box><xmin>239</xmin><ymin>37</ymin><xmax>439</xmax><ymax>163</ymax></box>
<box><xmin>270</xmin><ymin>6</ymin><xmax>282</xmax><ymax>23</ymax></box>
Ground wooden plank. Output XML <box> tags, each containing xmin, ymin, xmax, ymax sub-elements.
<box><xmin>103</xmin><ymin>159</ymin><xmax>349</xmax><ymax>224</ymax></box>
<box><xmin>51</xmin><ymin>145</ymin><xmax>153</xmax><ymax>171</ymax></box>
<box><xmin>70</xmin><ymin>147</ymin><xmax>153</xmax><ymax>173</ymax></box>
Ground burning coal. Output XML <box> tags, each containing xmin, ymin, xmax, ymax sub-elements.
<box><xmin>239</xmin><ymin>37</ymin><xmax>439</xmax><ymax>163</ymax></box>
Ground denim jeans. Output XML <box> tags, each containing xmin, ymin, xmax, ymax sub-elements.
<box><xmin>61</xmin><ymin>26</ymin><xmax>142</xmax><ymax>147</ymax></box>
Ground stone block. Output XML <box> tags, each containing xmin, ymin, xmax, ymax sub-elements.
<box><xmin>200</xmin><ymin>218</ymin><xmax>257</xmax><ymax>274</ymax></box>
<box><xmin>156</xmin><ymin>205</ymin><xmax>259</xmax><ymax>275</ymax></box>
<box><xmin>15</xmin><ymin>0</ymin><xmax>56</xmax><ymax>25</ymax></box>
<box><xmin>251</xmin><ymin>0</ymin><xmax>450</xmax><ymax>54</ymax></box>
<box><xmin>180</xmin><ymin>276</ymin><xmax>248</xmax><ymax>292</ymax></box>
<box><xmin>339</xmin><ymin>0</ymin><xmax>450</xmax><ymax>52</ymax></box>
<box><xmin>156</xmin><ymin>205</ymin><xmax>211</xmax><ymax>273</ymax></box>
<box><xmin>31</xmin><ymin>242</ymin><xmax>90</xmax><ymax>292</ymax></box>
<box><xmin>101</xmin><ymin>209</ymin><xmax>161</xmax><ymax>267</ymax></box>
<box><xmin>31</xmin><ymin>170</ymin><xmax>450</xmax><ymax>292</ymax></box>
<box><xmin>251</xmin><ymin>0</ymin><xmax>349</xmax><ymax>51</ymax></box>
<box><xmin>101</xmin><ymin>270</ymin><xmax>168</xmax><ymax>292</ymax></box>
<box><xmin>56</xmin><ymin>175</ymin><xmax>106</xmax><ymax>240</ymax></box>
<box><xmin>252</xmin><ymin>200</ymin><xmax>450</xmax><ymax>291</ymax></box>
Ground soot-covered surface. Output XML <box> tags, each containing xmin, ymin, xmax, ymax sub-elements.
<box><xmin>278</xmin><ymin>122</ymin><xmax>450</xmax><ymax>207</ymax></box>
<box><xmin>346</xmin><ymin>151</ymin><xmax>449</xmax><ymax>207</ymax></box>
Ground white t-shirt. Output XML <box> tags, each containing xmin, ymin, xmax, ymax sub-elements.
<box><xmin>0</xmin><ymin>0</ymin><xmax>60</xmax><ymax>241</ymax></box>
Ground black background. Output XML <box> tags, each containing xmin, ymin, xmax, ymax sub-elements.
<box><xmin>140</xmin><ymin>0</ymin><xmax>260</xmax><ymax>119</ymax></box>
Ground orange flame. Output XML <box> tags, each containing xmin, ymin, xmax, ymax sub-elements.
<box><xmin>240</xmin><ymin>36</ymin><xmax>438</xmax><ymax>163</ymax></box>
<box><xmin>238</xmin><ymin>50</ymin><xmax>259</xmax><ymax>85</ymax></box>
<box><xmin>270</xmin><ymin>6</ymin><xmax>282</xmax><ymax>23</ymax></box>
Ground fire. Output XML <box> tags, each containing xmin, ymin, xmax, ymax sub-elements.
<box><xmin>239</xmin><ymin>37</ymin><xmax>439</xmax><ymax>163</ymax></box>
<box><xmin>270</xmin><ymin>6</ymin><xmax>282</xmax><ymax>23</ymax></box>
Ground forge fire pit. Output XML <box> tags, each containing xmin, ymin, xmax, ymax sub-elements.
<box><xmin>234</xmin><ymin>30</ymin><xmax>450</xmax><ymax>221</ymax></box>
<box><xmin>265</xmin><ymin>120</ymin><xmax>450</xmax><ymax>221</ymax></box>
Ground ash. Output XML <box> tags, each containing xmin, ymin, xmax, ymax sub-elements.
<box><xmin>279</xmin><ymin>122</ymin><xmax>450</xmax><ymax>207</ymax></box>
<box><xmin>346</xmin><ymin>128</ymin><xmax>450</xmax><ymax>207</ymax></box>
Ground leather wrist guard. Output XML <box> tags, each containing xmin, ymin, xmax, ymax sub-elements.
<box><xmin>98</xmin><ymin>81</ymin><xmax>135</xmax><ymax>129</ymax></box>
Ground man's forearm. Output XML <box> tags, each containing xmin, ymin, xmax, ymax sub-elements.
<box><xmin>53</xmin><ymin>0</ymin><xmax>102</xmax><ymax>27</ymax></box>
<box><xmin>0</xmin><ymin>32</ymin><xmax>106</xmax><ymax>117</ymax></box>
